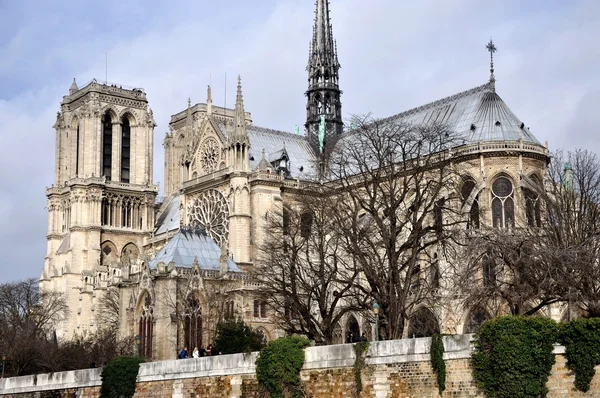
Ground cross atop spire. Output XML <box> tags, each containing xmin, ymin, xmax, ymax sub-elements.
<box><xmin>486</xmin><ymin>38</ymin><xmax>497</xmax><ymax>92</ymax></box>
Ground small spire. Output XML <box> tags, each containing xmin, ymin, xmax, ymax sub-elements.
<box><xmin>69</xmin><ymin>78</ymin><xmax>78</xmax><ymax>95</ymax></box>
<box><xmin>486</xmin><ymin>38</ymin><xmax>497</xmax><ymax>92</ymax></box>
<box><xmin>207</xmin><ymin>85</ymin><xmax>212</xmax><ymax>115</ymax></box>
<box><xmin>235</xmin><ymin>75</ymin><xmax>245</xmax><ymax>130</ymax></box>
<box><xmin>187</xmin><ymin>97</ymin><xmax>192</xmax><ymax>108</ymax></box>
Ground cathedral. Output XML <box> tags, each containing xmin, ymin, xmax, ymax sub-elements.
<box><xmin>40</xmin><ymin>0</ymin><xmax>550</xmax><ymax>360</ymax></box>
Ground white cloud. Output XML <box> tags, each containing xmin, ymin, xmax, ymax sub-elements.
<box><xmin>0</xmin><ymin>0</ymin><xmax>598</xmax><ymax>281</ymax></box>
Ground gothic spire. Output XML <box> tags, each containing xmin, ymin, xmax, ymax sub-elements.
<box><xmin>305</xmin><ymin>0</ymin><xmax>343</xmax><ymax>156</ymax></box>
<box><xmin>235</xmin><ymin>75</ymin><xmax>246</xmax><ymax>136</ymax></box>
<box><xmin>486</xmin><ymin>38</ymin><xmax>497</xmax><ymax>92</ymax></box>
<box><xmin>207</xmin><ymin>84</ymin><xmax>212</xmax><ymax>115</ymax></box>
<box><xmin>309</xmin><ymin>0</ymin><xmax>339</xmax><ymax>68</ymax></box>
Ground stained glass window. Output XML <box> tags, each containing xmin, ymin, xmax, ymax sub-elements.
<box><xmin>491</xmin><ymin>176</ymin><xmax>514</xmax><ymax>228</ymax></box>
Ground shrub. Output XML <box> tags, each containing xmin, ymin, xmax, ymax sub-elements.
<box><xmin>214</xmin><ymin>318</ymin><xmax>265</xmax><ymax>355</ymax></box>
<box><xmin>100</xmin><ymin>356</ymin><xmax>144</xmax><ymax>398</ymax></box>
<box><xmin>559</xmin><ymin>317</ymin><xmax>600</xmax><ymax>392</ymax></box>
<box><xmin>255</xmin><ymin>336</ymin><xmax>310</xmax><ymax>398</ymax></box>
<box><xmin>472</xmin><ymin>316</ymin><xmax>558</xmax><ymax>398</ymax></box>
<box><xmin>430</xmin><ymin>334</ymin><xmax>446</xmax><ymax>394</ymax></box>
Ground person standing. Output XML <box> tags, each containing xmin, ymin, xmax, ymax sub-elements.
<box><xmin>192</xmin><ymin>347</ymin><xmax>199</xmax><ymax>358</ymax></box>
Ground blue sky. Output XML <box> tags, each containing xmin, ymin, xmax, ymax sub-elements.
<box><xmin>0</xmin><ymin>0</ymin><xmax>598</xmax><ymax>282</ymax></box>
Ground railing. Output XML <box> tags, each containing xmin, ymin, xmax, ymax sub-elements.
<box><xmin>182</xmin><ymin>168</ymin><xmax>231</xmax><ymax>189</ymax></box>
<box><xmin>453</xmin><ymin>140</ymin><xmax>549</xmax><ymax>157</ymax></box>
<box><xmin>76</xmin><ymin>80</ymin><xmax>145</xmax><ymax>96</ymax></box>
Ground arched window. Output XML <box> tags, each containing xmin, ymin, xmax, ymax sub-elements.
<box><xmin>121</xmin><ymin>243</ymin><xmax>139</xmax><ymax>265</ymax></box>
<box><xmin>139</xmin><ymin>294</ymin><xmax>154</xmax><ymax>359</ymax></box>
<box><xmin>524</xmin><ymin>176</ymin><xmax>542</xmax><ymax>227</ymax></box>
<box><xmin>75</xmin><ymin>124</ymin><xmax>80</xmax><ymax>176</ymax></box>
<box><xmin>491</xmin><ymin>176</ymin><xmax>515</xmax><ymax>228</ymax></box>
<box><xmin>282</xmin><ymin>208</ymin><xmax>291</xmax><ymax>235</ymax></box>
<box><xmin>461</xmin><ymin>179</ymin><xmax>479</xmax><ymax>229</ymax></box>
<box><xmin>102</xmin><ymin>112</ymin><xmax>113</xmax><ymax>180</ymax></box>
<box><xmin>408</xmin><ymin>307</ymin><xmax>440</xmax><ymax>338</ymax></box>
<box><xmin>430</xmin><ymin>253</ymin><xmax>440</xmax><ymax>290</ymax></box>
<box><xmin>434</xmin><ymin>198</ymin><xmax>445</xmax><ymax>234</ymax></box>
<box><xmin>121</xmin><ymin>117</ymin><xmax>131</xmax><ymax>183</ymax></box>
<box><xmin>300</xmin><ymin>212</ymin><xmax>313</xmax><ymax>238</ymax></box>
<box><xmin>482</xmin><ymin>254</ymin><xmax>496</xmax><ymax>286</ymax></box>
<box><xmin>184</xmin><ymin>294</ymin><xmax>202</xmax><ymax>351</ymax></box>
<box><xmin>345</xmin><ymin>315</ymin><xmax>360</xmax><ymax>343</ymax></box>
<box><xmin>464</xmin><ymin>307</ymin><xmax>490</xmax><ymax>333</ymax></box>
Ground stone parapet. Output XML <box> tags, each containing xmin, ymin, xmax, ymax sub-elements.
<box><xmin>1</xmin><ymin>336</ymin><xmax>599</xmax><ymax>397</ymax></box>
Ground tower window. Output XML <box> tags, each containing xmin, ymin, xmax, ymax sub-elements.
<box><xmin>461</xmin><ymin>179</ymin><xmax>480</xmax><ymax>229</ymax></box>
<box><xmin>121</xmin><ymin>118</ymin><xmax>131</xmax><ymax>183</ymax></box>
<box><xmin>75</xmin><ymin>125</ymin><xmax>80</xmax><ymax>176</ymax></box>
<box><xmin>102</xmin><ymin>113</ymin><xmax>113</xmax><ymax>180</ymax></box>
<box><xmin>491</xmin><ymin>176</ymin><xmax>515</xmax><ymax>229</ymax></box>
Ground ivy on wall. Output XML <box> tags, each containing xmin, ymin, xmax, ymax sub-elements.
<box><xmin>430</xmin><ymin>334</ymin><xmax>446</xmax><ymax>394</ymax></box>
<box><xmin>353</xmin><ymin>341</ymin><xmax>369</xmax><ymax>395</ymax></box>
<box><xmin>472</xmin><ymin>316</ymin><xmax>558</xmax><ymax>398</ymax></box>
<box><xmin>559</xmin><ymin>318</ymin><xmax>600</xmax><ymax>392</ymax></box>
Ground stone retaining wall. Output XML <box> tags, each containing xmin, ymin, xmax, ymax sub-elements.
<box><xmin>1</xmin><ymin>335</ymin><xmax>599</xmax><ymax>397</ymax></box>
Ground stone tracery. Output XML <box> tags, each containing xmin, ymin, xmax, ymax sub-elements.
<box><xmin>187</xmin><ymin>189</ymin><xmax>229</xmax><ymax>246</ymax></box>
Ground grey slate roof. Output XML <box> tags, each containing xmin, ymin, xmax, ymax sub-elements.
<box><xmin>154</xmin><ymin>193</ymin><xmax>181</xmax><ymax>235</ymax></box>
<box><xmin>382</xmin><ymin>82</ymin><xmax>540</xmax><ymax>145</ymax></box>
<box><xmin>149</xmin><ymin>228</ymin><xmax>241</xmax><ymax>272</ymax></box>
<box><xmin>246</xmin><ymin>125</ymin><xmax>317</xmax><ymax>179</ymax></box>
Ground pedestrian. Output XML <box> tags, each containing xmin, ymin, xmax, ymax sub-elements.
<box><xmin>207</xmin><ymin>344</ymin><xmax>213</xmax><ymax>356</ymax></box>
<box><xmin>178</xmin><ymin>347</ymin><xmax>188</xmax><ymax>359</ymax></box>
<box><xmin>360</xmin><ymin>332</ymin><xmax>368</xmax><ymax>342</ymax></box>
<box><xmin>192</xmin><ymin>346</ymin><xmax>199</xmax><ymax>358</ymax></box>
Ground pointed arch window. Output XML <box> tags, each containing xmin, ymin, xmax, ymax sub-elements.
<box><xmin>408</xmin><ymin>307</ymin><xmax>440</xmax><ymax>338</ymax></box>
<box><xmin>102</xmin><ymin>113</ymin><xmax>113</xmax><ymax>180</ymax></box>
<box><xmin>523</xmin><ymin>176</ymin><xmax>542</xmax><ymax>227</ymax></box>
<box><xmin>491</xmin><ymin>176</ymin><xmax>515</xmax><ymax>228</ymax></box>
<box><xmin>184</xmin><ymin>294</ymin><xmax>203</xmax><ymax>351</ymax></box>
<box><xmin>300</xmin><ymin>211</ymin><xmax>313</xmax><ymax>238</ymax></box>
<box><xmin>139</xmin><ymin>295</ymin><xmax>154</xmax><ymax>358</ymax></box>
<box><xmin>75</xmin><ymin>124</ymin><xmax>80</xmax><ymax>176</ymax></box>
<box><xmin>461</xmin><ymin>179</ymin><xmax>480</xmax><ymax>229</ymax></box>
<box><xmin>121</xmin><ymin>118</ymin><xmax>131</xmax><ymax>183</ymax></box>
<box><xmin>430</xmin><ymin>253</ymin><xmax>440</xmax><ymax>290</ymax></box>
<box><xmin>464</xmin><ymin>307</ymin><xmax>490</xmax><ymax>333</ymax></box>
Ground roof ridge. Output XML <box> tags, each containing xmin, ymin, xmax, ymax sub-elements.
<box><xmin>381</xmin><ymin>82</ymin><xmax>491</xmax><ymax>123</ymax></box>
<box><xmin>250</xmin><ymin>125</ymin><xmax>309</xmax><ymax>141</ymax></box>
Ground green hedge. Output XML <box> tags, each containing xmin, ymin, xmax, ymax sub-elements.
<box><xmin>472</xmin><ymin>316</ymin><xmax>558</xmax><ymax>398</ymax></box>
<box><xmin>255</xmin><ymin>336</ymin><xmax>310</xmax><ymax>398</ymax></box>
<box><xmin>559</xmin><ymin>318</ymin><xmax>600</xmax><ymax>392</ymax></box>
<box><xmin>100</xmin><ymin>356</ymin><xmax>144</xmax><ymax>398</ymax></box>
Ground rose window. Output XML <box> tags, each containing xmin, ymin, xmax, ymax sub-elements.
<box><xmin>199</xmin><ymin>138</ymin><xmax>220</xmax><ymax>173</ymax></box>
<box><xmin>187</xmin><ymin>189</ymin><xmax>229</xmax><ymax>246</ymax></box>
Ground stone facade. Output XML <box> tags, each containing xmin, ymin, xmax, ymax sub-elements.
<box><xmin>40</xmin><ymin>0</ymin><xmax>557</xmax><ymax>362</ymax></box>
<box><xmin>2</xmin><ymin>337</ymin><xmax>600</xmax><ymax>397</ymax></box>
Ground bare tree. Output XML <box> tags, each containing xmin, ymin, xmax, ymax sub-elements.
<box><xmin>256</xmin><ymin>192</ymin><xmax>364</xmax><ymax>345</ymax></box>
<box><xmin>459</xmin><ymin>149</ymin><xmax>600</xmax><ymax>319</ymax></box>
<box><xmin>0</xmin><ymin>278</ymin><xmax>68</xmax><ymax>376</ymax></box>
<box><xmin>544</xmin><ymin>149</ymin><xmax>600</xmax><ymax>317</ymax></box>
<box><xmin>327</xmin><ymin>115</ymin><xmax>463</xmax><ymax>340</ymax></box>
<box><xmin>96</xmin><ymin>286</ymin><xmax>121</xmax><ymax>334</ymax></box>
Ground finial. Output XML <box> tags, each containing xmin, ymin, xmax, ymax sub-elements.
<box><xmin>187</xmin><ymin>97</ymin><xmax>191</xmax><ymax>108</ymax></box>
<box><xmin>69</xmin><ymin>78</ymin><xmax>78</xmax><ymax>94</ymax></box>
<box><xmin>486</xmin><ymin>38</ymin><xmax>497</xmax><ymax>92</ymax></box>
<box><xmin>207</xmin><ymin>85</ymin><xmax>212</xmax><ymax>102</ymax></box>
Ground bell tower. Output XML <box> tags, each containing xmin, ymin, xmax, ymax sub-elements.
<box><xmin>305</xmin><ymin>0</ymin><xmax>343</xmax><ymax>156</ymax></box>
<box><xmin>42</xmin><ymin>79</ymin><xmax>158</xmax><ymax>339</ymax></box>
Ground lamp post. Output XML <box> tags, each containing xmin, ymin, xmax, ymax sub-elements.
<box><xmin>2</xmin><ymin>353</ymin><xmax>6</xmax><ymax>378</ymax></box>
<box><xmin>372</xmin><ymin>302</ymin><xmax>380</xmax><ymax>342</ymax></box>
<box><xmin>135</xmin><ymin>335</ymin><xmax>141</xmax><ymax>357</ymax></box>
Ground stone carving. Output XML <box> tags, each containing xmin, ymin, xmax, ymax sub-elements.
<box><xmin>199</xmin><ymin>138</ymin><xmax>220</xmax><ymax>173</ymax></box>
<box><xmin>187</xmin><ymin>189</ymin><xmax>229</xmax><ymax>246</ymax></box>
